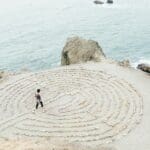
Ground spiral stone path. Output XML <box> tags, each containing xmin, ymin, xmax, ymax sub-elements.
<box><xmin>0</xmin><ymin>66</ymin><xmax>143</xmax><ymax>145</ymax></box>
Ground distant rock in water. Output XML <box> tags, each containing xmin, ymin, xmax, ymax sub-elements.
<box><xmin>61</xmin><ymin>36</ymin><xmax>105</xmax><ymax>66</ymax></box>
<box><xmin>107</xmin><ymin>0</ymin><xmax>113</xmax><ymax>4</ymax></box>
<box><xmin>137</xmin><ymin>63</ymin><xmax>150</xmax><ymax>73</ymax></box>
<box><xmin>94</xmin><ymin>0</ymin><xmax>104</xmax><ymax>4</ymax></box>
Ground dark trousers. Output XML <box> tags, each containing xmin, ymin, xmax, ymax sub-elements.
<box><xmin>36</xmin><ymin>101</ymin><xmax>43</xmax><ymax>109</ymax></box>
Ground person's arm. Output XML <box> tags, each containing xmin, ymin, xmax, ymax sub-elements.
<box><xmin>39</xmin><ymin>94</ymin><xmax>42</xmax><ymax>100</ymax></box>
<box><xmin>35</xmin><ymin>93</ymin><xmax>37</xmax><ymax>98</ymax></box>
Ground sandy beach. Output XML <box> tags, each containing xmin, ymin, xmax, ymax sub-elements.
<box><xmin>0</xmin><ymin>61</ymin><xmax>149</xmax><ymax>150</ymax></box>
<box><xmin>0</xmin><ymin>0</ymin><xmax>150</xmax><ymax>148</ymax></box>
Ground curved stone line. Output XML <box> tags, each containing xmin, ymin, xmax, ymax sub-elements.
<box><xmin>0</xmin><ymin>67</ymin><xmax>143</xmax><ymax>145</ymax></box>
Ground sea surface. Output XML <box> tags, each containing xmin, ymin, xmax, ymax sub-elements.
<box><xmin>0</xmin><ymin>0</ymin><xmax>150</xmax><ymax>71</ymax></box>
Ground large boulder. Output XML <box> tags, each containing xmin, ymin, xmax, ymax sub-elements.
<box><xmin>94</xmin><ymin>0</ymin><xmax>104</xmax><ymax>4</ymax></box>
<box><xmin>137</xmin><ymin>63</ymin><xmax>150</xmax><ymax>73</ymax></box>
<box><xmin>61</xmin><ymin>37</ymin><xmax>105</xmax><ymax>65</ymax></box>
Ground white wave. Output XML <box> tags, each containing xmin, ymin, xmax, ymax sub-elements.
<box><xmin>132</xmin><ymin>58</ymin><xmax>150</xmax><ymax>68</ymax></box>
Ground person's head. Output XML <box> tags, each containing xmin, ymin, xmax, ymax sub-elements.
<box><xmin>37</xmin><ymin>89</ymin><xmax>40</xmax><ymax>93</ymax></box>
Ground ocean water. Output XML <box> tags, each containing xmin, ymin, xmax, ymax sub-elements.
<box><xmin>0</xmin><ymin>0</ymin><xmax>150</xmax><ymax>71</ymax></box>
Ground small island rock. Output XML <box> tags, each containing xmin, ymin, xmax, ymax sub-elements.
<box><xmin>107</xmin><ymin>0</ymin><xmax>113</xmax><ymax>4</ymax></box>
<box><xmin>94</xmin><ymin>0</ymin><xmax>104</xmax><ymax>4</ymax></box>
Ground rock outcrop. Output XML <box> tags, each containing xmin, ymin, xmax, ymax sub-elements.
<box><xmin>107</xmin><ymin>0</ymin><xmax>113</xmax><ymax>4</ymax></box>
<box><xmin>0</xmin><ymin>71</ymin><xmax>9</xmax><ymax>83</ymax></box>
<box><xmin>118</xmin><ymin>59</ymin><xmax>131</xmax><ymax>67</ymax></box>
<box><xmin>0</xmin><ymin>71</ymin><xmax>17</xmax><ymax>83</ymax></box>
<box><xmin>94</xmin><ymin>0</ymin><xmax>104</xmax><ymax>4</ymax></box>
<box><xmin>137</xmin><ymin>63</ymin><xmax>150</xmax><ymax>73</ymax></box>
<box><xmin>0</xmin><ymin>71</ymin><xmax>4</xmax><ymax>79</ymax></box>
<box><xmin>61</xmin><ymin>37</ymin><xmax>105</xmax><ymax>65</ymax></box>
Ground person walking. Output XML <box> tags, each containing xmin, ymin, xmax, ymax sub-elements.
<box><xmin>35</xmin><ymin>89</ymin><xmax>43</xmax><ymax>109</ymax></box>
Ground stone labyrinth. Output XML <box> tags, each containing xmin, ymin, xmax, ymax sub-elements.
<box><xmin>0</xmin><ymin>67</ymin><xmax>143</xmax><ymax>145</ymax></box>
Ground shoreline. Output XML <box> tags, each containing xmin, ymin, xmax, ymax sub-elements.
<box><xmin>1</xmin><ymin>57</ymin><xmax>149</xmax><ymax>83</ymax></box>
<box><xmin>0</xmin><ymin>36</ymin><xmax>149</xmax><ymax>150</ymax></box>
<box><xmin>1</xmin><ymin>57</ymin><xmax>150</xmax><ymax>73</ymax></box>
<box><xmin>0</xmin><ymin>61</ymin><xmax>149</xmax><ymax>150</ymax></box>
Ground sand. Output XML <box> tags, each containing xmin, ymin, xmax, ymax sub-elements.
<box><xmin>0</xmin><ymin>61</ymin><xmax>149</xmax><ymax>150</ymax></box>
<box><xmin>0</xmin><ymin>138</ymin><xmax>117</xmax><ymax>150</ymax></box>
